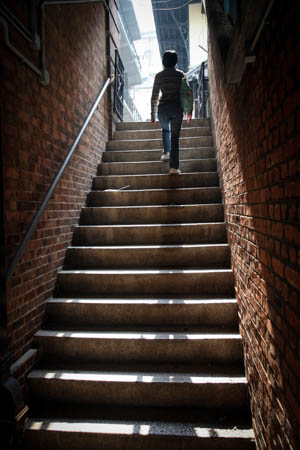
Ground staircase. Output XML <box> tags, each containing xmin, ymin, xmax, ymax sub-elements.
<box><xmin>24</xmin><ymin>119</ymin><xmax>255</xmax><ymax>449</ymax></box>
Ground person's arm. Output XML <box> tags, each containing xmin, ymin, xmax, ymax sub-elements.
<box><xmin>151</xmin><ymin>74</ymin><xmax>160</xmax><ymax>124</ymax></box>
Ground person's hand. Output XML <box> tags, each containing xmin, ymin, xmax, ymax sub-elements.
<box><xmin>151</xmin><ymin>119</ymin><xmax>156</xmax><ymax>127</ymax></box>
<box><xmin>187</xmin><ymin>113</ymin><xmax>192</xmax><ymax>124</ymax></box>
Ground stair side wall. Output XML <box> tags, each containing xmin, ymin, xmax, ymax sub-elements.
<box><xmin>0</xmin><ymin>2</ymin><xmax>119</xmax><ymax>381</ymax></box>
<box><xmin>207</xmin><ymin>3</ymin><xmax>299</xmax><ymax>450</ymax></box>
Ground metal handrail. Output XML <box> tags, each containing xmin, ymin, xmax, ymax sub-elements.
<box><xmin>5</xmin><ymin>76</ymin><xmax>114</xmax><ymax>282</ymax></box>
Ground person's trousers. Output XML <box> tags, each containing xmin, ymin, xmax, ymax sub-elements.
<box><xmin>158</xmin><ymin>103</ymin><xmax>183</xmax><ymax>169</ymax></box>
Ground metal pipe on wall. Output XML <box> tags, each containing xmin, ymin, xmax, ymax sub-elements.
<box><xmin>0</xmin><ymin>2</ymin><xmax>33</xmax><ymax>43</ymax></box>
<box><xmin>0</xmin><ymin>17</ymin><xmax>42</xmax><ymax>78</ymax></box>
<box><xmin>1</xmin><ymin>0</ymin><xmax>119</xmax><ymax>84</ymax></box>
<box><xmin>5</xmin><ymin>76</ymin><xmax>114</xmax><ymax>282</ymax></box>
<box><xmin>250</xmin><ymin>0</ymin><xmax>274</xmax><ymax>53</ymax></box>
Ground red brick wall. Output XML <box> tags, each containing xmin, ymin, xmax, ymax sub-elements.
<box><xmin>208</xmin><ymin>3</ymin><xmax>299</xmax><ymax>449</ymax></box>
<box><xmin>1</xmin><ymin>3</ymin><xmax>116</xmax><ymax>366</ymax></box>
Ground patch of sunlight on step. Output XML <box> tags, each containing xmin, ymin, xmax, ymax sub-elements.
<box><xmin>37</xmin><ymin>330</ymin><xmax>241</xmax><ymax>340</ymax></box>
<box><xmin>69</xmin><ymin>244</ymin><xmax>229</xmax><ymax>250</ymax></box>
<box><xmin>76</xmin><ymin>222</ymin><xmax>225</xmax><ymax>229</ymax></box>
<box><xmin>37</xmin><ymin>370</ymin><xmax>247</xmax><ymax>384</ymax></box>
<box><xmin>62</xmin><ymin>269</ymin><xmax>233</xmax><ymax>275</ymax></box>
<box><xmin>50</xmin><ymin>298</ymin><xmax>236</xmax><ymax>305</ymax></box>
<box><xmin>27</xmin><ymin>420</ymin><xmax>254</xmax><ymax>438</ymax></box>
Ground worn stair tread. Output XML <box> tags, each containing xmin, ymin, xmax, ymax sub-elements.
<box><xmin>36</xmin><ymin>329</ymin><xmax>241</xmax><ymax>340</ymax></box>
<box><xmin>92</xmin><ymin>186</ymin><xmax>220</xmax><ymax>193</ymax></box>
<box><xmin>93</xmin><ymin>172</ymin><xmax>219</xmax><ymax>190</ymax></box>
<box><xmin>25</xmin><ymin>418</ymin><xmax>254</xmax><ymax>440</ymax></box>
<box><xmin>79</xmin><ymin>204</ymin><xmax>225</xmax><ymax>225</ymax></box>
<box><xmin>116</xmin><ymin>119</ymin><xmax>211</xmax><ymax>130</ymax></box>
<box><xmin>83</xmin><ymin>202</ymin><xmax>222</xmax><ymax>207</ymax></box>
<box><xmin>65</xmin><ymin>246</ymin><xmax>229</xmax><ymax>264</ymax></box>
<box><xmin>72</xmin><ymin>222</ymin><xmax>227</xmax><ymax>244</ymax></box>
<box><xmin>57</xmin><ymin>267</ymin><xmax>234</xmax><ymax>296</ymax></box>
<box><xmin>104</xmin><ymin>146</ymin><xmax>215</xmax><ymax>152</ymax></box>
<box><xmin>29</xmin><ymin>368</ymin><xmax>247</xmax><ymax>381</ymax></box>
<box><xmin>103</xmin><ymin>149</ymin><xmax>215</xmax><ymax>159</ymax></box>
<box><xmin>97</xmin><ymin>170</ymin><xmax>217</xmax><ymax>176</ymax></box>
<box><xmin>48</xmin><ymin>295</ymin><xmax>236</xmax><ymax>304</ymax></box>
<box><xmin>29</xmin><ymin>369</ymin><xmax>247</xmax><ymax>387</ymax></box>
<box><xmin>82</xmin><ymin>203</ymin><xmax>222</xmax><ymax>210</ymax></box>
<box><xmin>75</xmin><ymin>222</ymin><xmax>225</xmax><ymax>228</ymax></box>
<box><xmin>64</xmin><ymin>243</ymin><xmax>230</xmax><ymax>268</ymax></box>
<box><xmin>108</xmin><ymin>136</ymin><xmax>212</xmax><ymax>142</ymax></box>
<box><xmin>46</xmin><ymin>296</ymin><xmax>237</xmax><ymax>313</ymax></box>
<box><xmin>113</xmin><ymin>127</ymin><xmax>212</xmax><ymax>138</ymax></box>
<box><xmin>95</xmin><ymin>171</ymin><xmax>218</xmax><ymax>179</ymax></box>
<box><xmin>106</xmin><ymin>138</ymin><xmax>213</xmax><ymax>147</ymax></box>
<box><xmin>59</xmin><ymin>268</ymin><xmax>232</xmax><ymax>274</ymax></box>
<box><xmin>66</xmin><ymin>243</ymin><xmax>229</xmax><ymax>250</ymax></box>
<box><xmin>101</xmin><ymin>157</ymin><xmax>216</xmax><ymax>165</ymax></box>
<box><xmin>45</xmin><ymin>296</ymin><xmax>238</xmax><ymax>328</ymax></box>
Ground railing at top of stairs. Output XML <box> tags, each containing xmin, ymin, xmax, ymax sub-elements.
<box><xmin>5</xmin><ymin>75</ymin><xmax>114</xmax><ymax>283</ymax></box>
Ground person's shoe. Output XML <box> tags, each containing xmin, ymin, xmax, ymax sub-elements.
<box><xmin>161</xmin><ymin>153</ymin><xmax>170</xmax><ymax>161</ymax></box>
<box><xmin>169</xmin><ymin>168</ymin><xmax>181</xmax><ymax>175</ymax></box>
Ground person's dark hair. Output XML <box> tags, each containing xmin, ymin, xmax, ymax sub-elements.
<box><xmin>162</xmin><ymin>50</ymin><xmax>178</xmax><ymax>68</ymax></box>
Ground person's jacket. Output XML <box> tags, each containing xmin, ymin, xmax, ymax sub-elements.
<box><xmin>151</xmin><ymin>67</ymin><xmax>184</xmax><ymax>121</ymax></box>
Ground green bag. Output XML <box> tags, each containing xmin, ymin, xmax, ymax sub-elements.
<box><xmin>180</xmin><ymin>77</ymin><xmax>193</xmax><ymax>114</ymax></box>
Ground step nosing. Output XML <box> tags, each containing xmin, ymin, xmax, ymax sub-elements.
<box><xmin>75</xmin><ymin>222</ymin><xmax>225</xmax><ymax>228</ymax></box>
<box><xmin>26</xmin><ymin>419</ymin><xmax>254</xmax><ymax>439</ymax></box>
<box><xmin>108</xmin><ymin>137</ymin><xmax>213</xmax><ymax>142</ymax></box>
<box><xmin>96</xmin><ymin>171</ymin><xmax>217</xmax><ymax>177</ymax></box>
<box><xmin>59</xmin><ymin>268</ymin><xmax>232</xmax><ymax>274</ymax></box>
<box><xmin>36</xmin><ymin>330</ymin><xmax>241</xmax><ymax>339</ymax></box>
<box><xmin>29</xmin><ymin>370</ymin><xmax>247</xmax><ymax>384</ymax></box>
<box><xmin>48</xmin><ymin>297</ymin><xmax>237</xmax><ymax>304</ymax></box>
<box><xmin>101</xmin><ymin>158</ymin><xmax>217</xmax><ymax>165</ymax></box>
<box><xmin>91</xmin><ymin>187</ymin><xmax>220</xmax><ymax>193</ymax></box>
<box><xmin>83</xmin><ymin>203</ymin><xmax>223</xmax><ymax>210</ymax></box>
<box><xmin>104</xmin><ymin>146</ymin><xmax>215</xmax><ymax>152</ymax></box>
<box><xmin>67</xmin><ymin>243</ymin><xmax>229</xmax><ymax>250</ymax></box>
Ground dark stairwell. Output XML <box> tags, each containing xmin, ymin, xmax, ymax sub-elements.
<box><xmin>0</xmin><ymin>2</ymin><xmax>299</xmax><ymax>449</ymax></box>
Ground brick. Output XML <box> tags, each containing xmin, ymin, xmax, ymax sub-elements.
<box><xmin>272</xmin><ymin>257</ymin><xmax>285</xmax><ymax>278</ymax></box>
<box><xmin>2</xmin><ymin>2</ymin><xmax>110</xmax><ymax>371</ymax></box>
<box><xmin>285</xmin><ymin>266</ymin><xmax>300</xmax><ymax>291</ymax></box>
<box><xmin>285</xmin><ymin>224</ymin><xmax>300</xmax><ymax>245</ymax></box>
<box><xmin>209</xmin><ymin>3</ymin><xmax>300</xmax><ymax>448</ymax></box>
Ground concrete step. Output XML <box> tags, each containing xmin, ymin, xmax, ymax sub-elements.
<box><xmin>24</xmin><ymin>416</ymin><xmax>255</xmax><ymax>450</ymax></box>
<box><xmin>24</xmin><ymin>115</ymin><xmax>255</xmax><ymax>450</ymax></box>
<box><xmin>88</xmin><ymin>187</ymin><xmax>221</xmax><ymax>207</ymax></box>
<box><xmin>102</xmin><ymin>147</ymin><xmax>215</xmax><ymax>162</ymax></box>
<box><xmin>46</xmin><ymin>297</ymin><xmax>238</xmax><ymax>327</ymax></box>
<box><xmin>113</xmin><ymin>126</ymin><xmax>212</xmax><ymax>140</ymax></box>
<box><xmin>64</xmin><ymin>244</ymin><xmax>231</xmax><ymax>269</ymax></box>
<box><xmin>98</xmin><ymin>158</ymin><xmax>217</xmax><ymax>176</ymax></box>
<box><xmin>72</xmin><ymin>223</ymin><xmax>227</xmax><ymax>246</ymax></box>
<box><xmin>56</xmin><ymin>268</ymin><xmax>234</xmax><ymax>296</ymax></box>
<box><xmin>34</xmin><ymin>328</ymin><xmax>242</xmax><ymax>364</ymax></box>
<box><xmin>116</xmin><ymin>118</ymin><xmax>211</xmax><ymax>130</ymax></box>
<box><xmin>79</xmin><ymin>204</ymin><xmax>224</xmax><ymax>225</ymax></box>
<box><xmin>28</xmin><ymin>367</ymin><xmax>248</xmax><ymax>409</ymax></box>
<box><xmin>106</xmin><ymin>136</ymin><xmax>214</xmax><ymax>151</ymax></box>
<box><xmin>93</xmin><ymin>172</ymin><xmax>219</xmax><ymax>190</ymax></box>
